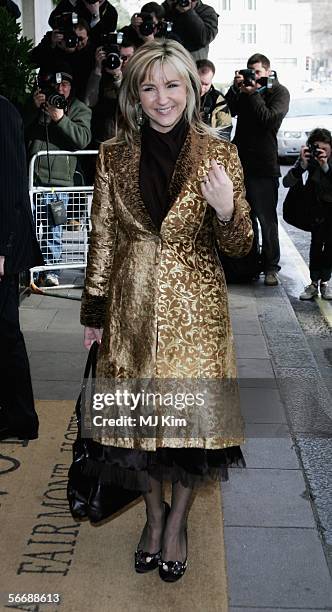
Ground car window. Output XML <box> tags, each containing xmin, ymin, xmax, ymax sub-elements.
<box><xmin>287</xmin><ymin>98</ymin><xmax>332</xmax><ymax>117</ymax></box>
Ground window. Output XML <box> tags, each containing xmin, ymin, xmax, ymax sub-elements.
<box><xmin>280</xmin><ymin>24</ymin><xmax>292</xmax><ymax>44</ymax></box>
<box><xmin>222</xmin><ymin>0</ymin><xmax>231</xmax><ymax>9</ymax></box>
<box><xmin>247</xmin><ymin>0</ymin><xmax>256</xmax><ymax>9</ymax></box>
<box><xmin>240</xmin><ymin>24</ymin><xmax>256</xmax><ymax>44</ymax></box>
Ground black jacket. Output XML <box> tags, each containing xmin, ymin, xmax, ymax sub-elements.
<box><xmin>162</xmin><ymin>0</ymin><xmax>218</xmax><ymax>60</ymax></box>
<box><xmin>0</xmin><ymin>97</ymin><xmax>43</xmax><ymax>275</ymax></box>
<box><xmin>225</xmin><ymin>80</ymin><xmax>290</xmax><ymax>176</ymax></box>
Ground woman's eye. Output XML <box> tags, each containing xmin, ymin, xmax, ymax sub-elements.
<box><xmin>168</xmin><ymin>83</ymin><xmax>179</xmax><ymax>88</ymax></box>
<box><xmin>142</xmin><ymin>86</ymin><xmax>154</xmax><ymax>92</ymax></box>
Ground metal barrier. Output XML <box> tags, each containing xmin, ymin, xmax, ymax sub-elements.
<box><xmin>29</xmin><ymin>150</ymin><xmax>98</xmax><ymax>292</ymax></box>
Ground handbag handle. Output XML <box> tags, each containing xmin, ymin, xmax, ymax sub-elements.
<box><xmin>83</xmin><ymin>340</ymin><xmax>99</xmax><ymax>380</ymax></box>
<box><xmin>75</xmin><ymin>341</ymin><xmax>99</xmax><ymax>426</ymax></box>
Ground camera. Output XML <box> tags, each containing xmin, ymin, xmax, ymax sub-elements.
<box><xmin>53</xmin><ymin>11</ymin><xmax>79</xmax><ymax>48</ymax></box>
<box><xmin>100</xmin><ymin>32</ymin><xmax>124</xmax><ymax>70</ymax></box>
<box><xmin>238</xmin><ymin>68</ymin><xmax>256</xmax><ymax>86</ymax></box>
<box><xmin>156</xmin><ymin>20</ymin><xmax>173</xmax><ymax>36</ymax></box>
<box><xmin>84</xmin><ymin>0</ymin><xmax>99</xmax><ymax>4</ymax></box>
<box><xmin>134</xmin><ymin>13</ymin><xmax>155</xmax><ymax>37</ymax></box>
<box><xmin>177</xmin><ymin>0</ymin><xmax>190</xmax><ymax>7</ymax></box>
<box><xmin>239</xmin><ymin>68</ymin><xmax>277</xmax><ymax>89</ymax></box>
<box><xmin>308</xmin><ymin>143</ymin><xmax>320</xmax><ymax>159</ymax></box>
<box><xmin>257</xmin><ymin>70</ymin><xmax>277</xmax><ymax>90</ymax></box>
<box><xmin>36</xmin><ymin>73</ymin><xmax>68</xmax><ymax>111</ymax></box>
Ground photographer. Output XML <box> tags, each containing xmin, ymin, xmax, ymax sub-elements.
<box><xmin>283</xmin><ymin>128</ymin><xmax>332</xmax><ymax>301</ymax></box>
<box><xmin>121</xmin><ymin>3</ymin><xmax>180</xmax><ymax>49</ymax></box>
<box><xmin>49</xmin><ymin>0</ymin><xmax>118</xmax><ymax>44</ymax></box>
<box><xmin>197</xmin><ymin>59</ymin><xmax>232</xmax><ymax>141</ymax></box>
<box><xmin>24</xmin><ymin>65</ymin><xmax>91</xmax><ymax>286</ymax></box>
<box><xmin>30</xmin><ymin>17</ymin><xmax>95</xmax><ymax>101</ymax></box>
<box><xmin>84</xmin><ymin>39</ymin><xmax>136</xmax><ymax>144</ymax></box>
<box><xmin>162</xmin><ymin>0</ymin><xmax>218</xmax><ymax>60</ymax></box>
<box><xmin>225</xmin><ymin>53</ymin><xmax>290</xmax><ymax>285</ymax></box>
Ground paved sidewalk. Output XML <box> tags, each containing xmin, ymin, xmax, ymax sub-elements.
<box><xmin>19</xmin><ymin>273</ymin><xmax>332</xmax><ymax>610</ymax></box>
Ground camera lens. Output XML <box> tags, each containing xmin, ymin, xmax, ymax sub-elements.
<box><xmin>139</xmin><ymin>20</ymin><xmax>155</xmax><ymax>36</ymax></box>
<box><xmin>47</xmin><ymin>92</ymin><xmax>67</xmax><ymax>109</ymax></box>
<box><xmin>104</xmin><ymin>53</ymin><xmax>121</xmax><ymax>70</ymax></box>
<box><xmin>65</xmin><ymin>33</ymin><xmax>79</xmax><ymax>48</ymax></box>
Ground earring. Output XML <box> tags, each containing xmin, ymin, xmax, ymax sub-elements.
<box><xmin>135</xmin><ymin>103</ymin><xmax>144</xmax><ymax>128</ymax></box>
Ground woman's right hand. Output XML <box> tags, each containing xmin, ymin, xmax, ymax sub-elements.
<box><xmin>84</xmin><ymin>326</ymin><xmax>103</xmax><ymax>349</ymax></box>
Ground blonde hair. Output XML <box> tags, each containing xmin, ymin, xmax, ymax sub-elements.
<box><xmin>117</xmin><ymin>39</ymin><xmax>211</xmax><ymax>146</ymax></box>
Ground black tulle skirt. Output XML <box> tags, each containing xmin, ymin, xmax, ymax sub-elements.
<box><xmin>82</xmin><ymin>444</ymin><xmax>246</xmax><ymax>492</ymax></box>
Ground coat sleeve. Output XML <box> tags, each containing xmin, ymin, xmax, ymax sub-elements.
<box><xmin>246</xmin><ymin>85</ymin><xmax>290</xmax><ymax>129</ymax></box>
<box><xmin>224</xmin><ymin>86</ymin><xmax>240</xmax><ymax>118</ymax></box>
<box><xmin>282</xmin><ymin>159</ymin><xmax>304</xmax><ymax>187</ymax></box>
<box><xmin>49</xmin><ymin>101</ymin><xmax>92</xmax><ymax>150</ymax></box>
<box><xmin>84</xmin><ymin>70</ymin><xmax>102</xmax><ymax>108</ymax></box>
<box><xmin>172</xmin><ymin>4</ymin><xmax>218</xmax><ymax>49</ymax></box>
<box><xmin>213</xmin><ymin>143</ymin><xmax>254</xmax><ymax>258</ymax></box>
<box><xmin>80</xmin><ymin>143</ymin><xmax>118</xmax><ymax>328</ymax></box>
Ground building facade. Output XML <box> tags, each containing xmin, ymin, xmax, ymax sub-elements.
<box><xmin>207</xmin><ymin>0</ymin><xmax>312</xmax><ymax>89</ymax></box>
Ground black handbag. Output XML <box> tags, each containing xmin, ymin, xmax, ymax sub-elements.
<box><xmin>67</xmin><ymin>342</ymin><xmax>141</xmax><ymax>523</ymax></box>
<box><xmin>282</xmin><ymin>178</ymin><xmax>316</xmax><ymax>232</ymax></box>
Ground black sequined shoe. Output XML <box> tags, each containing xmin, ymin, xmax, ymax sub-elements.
<box><xmin>158</xmin><ymin>529</ymin><xmax>188</xmax><ymax>582</ymax></box>
<box><xmin>135</xmin><ymin>501</ymin><xmax>170</xmax><ymax>573</ymax></box>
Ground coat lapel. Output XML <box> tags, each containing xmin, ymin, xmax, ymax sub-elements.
<box><xmin>111</xmin><ymin>127</ymin><xmax>210</xmax><ymax>234</ymax></box>
<box><xmin>168</xmin><ymin>127</ymin><xmax>209</xmax><ymax>210</ymax></box>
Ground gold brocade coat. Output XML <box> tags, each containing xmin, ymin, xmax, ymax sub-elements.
<box><xmin>80</xmin><ymin>127</ymin><xmax>254</xmax><ymax>451</ymax></box>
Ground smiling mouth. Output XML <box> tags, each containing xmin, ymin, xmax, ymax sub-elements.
<box><xmin>155</xmin><ymin>106</ymin><xmax>175</xmax><ymax>114</ymax></box>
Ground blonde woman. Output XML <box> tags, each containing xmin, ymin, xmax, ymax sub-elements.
<box><xmin>81</xmin><ymin>39</ymin><xmax>253</xmax><ymax>582</ymax></box>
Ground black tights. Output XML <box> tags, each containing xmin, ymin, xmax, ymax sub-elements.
<box><xmin>138</xmin><ymin>477</ymin><xmax>193</xmax><ymax>562</ymax></box>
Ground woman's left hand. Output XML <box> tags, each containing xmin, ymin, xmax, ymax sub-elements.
<box><xmin>201</xmin><ymin>159</ymin><xmax>234</xmax><ymax>221</ymax></box>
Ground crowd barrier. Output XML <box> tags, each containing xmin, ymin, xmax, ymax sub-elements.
<box><xmin>28</xmin><ymin>150</ymin><xmax>98</xmax><ymax>291</ymax></box>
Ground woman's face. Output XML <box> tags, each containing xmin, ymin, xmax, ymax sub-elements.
<box><xmin>138</xmin><ymin>63</ymin><xmax>187</xmax><ymax>133</ymax></box>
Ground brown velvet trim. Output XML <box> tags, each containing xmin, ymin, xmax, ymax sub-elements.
<box><xmin>80</xmin><ymin>291</ymin><xmax>107</xmax><ymax>328</ymax></box>
<box><xmin>168</xmin><ymin>128</ymin><xmax>209</xmax><ymax>210</ymax></box>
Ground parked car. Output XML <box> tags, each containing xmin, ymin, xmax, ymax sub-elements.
<box><xmin>277</xmin><ymin>95</ymin><xmax>332</xmax><ymax>159</ymax></box>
